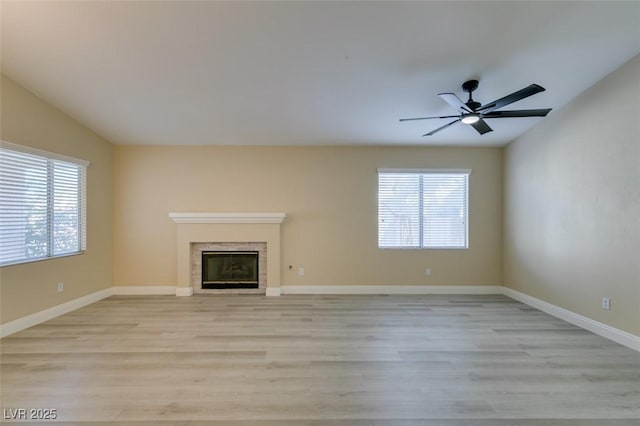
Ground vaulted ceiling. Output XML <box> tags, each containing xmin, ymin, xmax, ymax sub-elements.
<box><xmin>2</xmin><ymin>1</ymin><xmax>639</xmax><ymax>146</ymax></box>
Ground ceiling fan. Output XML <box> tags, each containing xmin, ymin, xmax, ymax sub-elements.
<box><xmin>400</xmin><ymin>80</ymin><xmax>552</xmax><ymax>136</ymax></box>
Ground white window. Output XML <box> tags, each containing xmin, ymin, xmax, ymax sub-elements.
<box><xmin>0</xmin><ymin>141</ymin><xmax>88</xmax><ymax>266</ymax></box>
<box><xmin>378</xmin><ymin>169</ymin><xmax>469</xmax><ymax>249</ymax></box>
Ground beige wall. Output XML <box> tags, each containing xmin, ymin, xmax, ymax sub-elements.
<box><xmin>113</xmin><ymin>146</ymin><xmax>502</xmax><ymax>288</ymax></box>
<box><xmin>504</xmin><ymin>55</ymin><xmax>640</xmax><ymax>336</ymax></box>
<box><xmin>0</xmin><ymin>74</ymin><xmax>113</xmax><ymax>324</ymax></box>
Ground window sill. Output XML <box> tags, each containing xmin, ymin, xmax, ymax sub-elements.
<box><xmin>0</xmin><ymin>251</ymin><xmax>86</xmax><ymax>268</ymax></box>
<box><xmin>379</xmin><ymin>247</ymin><xmax>468</xmax><ymax>250</ymax></box>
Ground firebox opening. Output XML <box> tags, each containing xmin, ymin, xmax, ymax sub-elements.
<box><xmin>202</xmin><ymin>251</ymin><xmax>259</xmax><ymax>289</ymax></box>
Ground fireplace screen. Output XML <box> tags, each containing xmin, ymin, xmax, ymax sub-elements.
<box><xmin>202</xmin><ymin>251</ymin><xmax>259</xmax><ymax>289</ymax></box>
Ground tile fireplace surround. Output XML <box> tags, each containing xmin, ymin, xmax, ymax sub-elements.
<box><xmin>169</xmin><ymin>213</ymin><xmax>286</xmax><ymax>296</ymax></box>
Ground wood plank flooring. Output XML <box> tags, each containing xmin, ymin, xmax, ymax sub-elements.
<box><xmin>1</xmin><ymin>294</ymin><xmax>639</xmax><ymax>425</ymax></box>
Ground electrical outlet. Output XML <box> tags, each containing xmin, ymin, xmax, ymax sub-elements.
<box><xmin>425</xmin><ymin>268</ymin><xmax>431</xmax><ymax>276</ymax></box>
<box><xmin>298</xmin><ymin>267</ymin><xmax>305</xmax><ymax>276</ymax></box>
<box><xmin>601</xmin><ymin>297</ymin><xmax>610</xmax><ymax>310</ymax></box>
<box><xmin>57</xmin><ymin>282</ymin><xmax>64</xmax><ymax>292</ymax></box>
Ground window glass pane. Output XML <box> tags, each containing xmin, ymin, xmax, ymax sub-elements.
<box><xmin>0</xmin><ymin>149</ymin><xmax>49</xmax><ymax>263</ymax></box>
<box><xmin>422</xmin><ymin>174</ymin><xmax>467</xmax><ymax>248</ymax></box>
<box><xmin>378</xmin><ymin>173</ymin><xmax>420</xmax><ymax>248</ymax></box>
<box><xmin>53</xmin><ymin>161</ymin><xmax>80</xmax><ymax>255</ymax></box>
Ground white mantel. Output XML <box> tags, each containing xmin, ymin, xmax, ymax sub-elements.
<box><xmin>169</xmin><ymin>212</ymin><xmax>286</xmax><ymax>224</ymax></box>
<box><xmin>169</xmin><ymin>212</ymin><xmax>286</xmax><ymax>297</ymax></box>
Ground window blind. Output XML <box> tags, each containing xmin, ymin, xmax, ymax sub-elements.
<box><xmin>0</xmin><ymin>142</ymin><xmax>88</xmax><ymax>266</ymax></box>
<box><xmin>378</xmin><ymin>169</ymin><xmax>469</xmax><ymax>249</ymax></box>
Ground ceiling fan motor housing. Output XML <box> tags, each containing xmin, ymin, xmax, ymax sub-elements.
<box><xmin>465</xmin><ymin>100</ymin><xmax>481</xmax><ymax>111</ymax></box>
<box><xmin>462</xmin><ymin>80</ymin><xmax>481</xmax><ymax>111</ymax></box>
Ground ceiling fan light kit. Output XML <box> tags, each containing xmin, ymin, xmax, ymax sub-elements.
<box><xmin>461</xmin><ymin>114</ymin><xmax>480</xmax><ymax>124</ymax></box>
<box><xmin>401</xmin><ymin>79</ymin><xmax>552</xmax><ymax>136</ymax></box>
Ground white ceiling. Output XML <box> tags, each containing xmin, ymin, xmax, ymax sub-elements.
<box><xmin>2</xmin><ymin>1</ymin><xmax>639</xmax><ymax>146</ymax></box>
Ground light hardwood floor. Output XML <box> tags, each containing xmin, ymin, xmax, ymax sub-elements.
<box><xmin>1</xmin><ymin>294</ymin><xmax>639</xmax><ymax>425</ymax></box>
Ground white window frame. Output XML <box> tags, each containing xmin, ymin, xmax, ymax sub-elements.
<box><xmin>378</xmin><ymin>168</ymin><xmax>470</xmax><ymax>249</ymax></box>
<box><xmin>0</xmin><ymin>141</ymin><xmax>89</xmax><ymax>267</ymax></box>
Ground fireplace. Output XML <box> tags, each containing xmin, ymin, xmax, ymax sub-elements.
<box><xmin>171</xmin><ymin>212</ymin><xmax>284</xmax><ymax>296</ymax></box>
<box><xmin>191</xmin><ymin>242</ymin><xmax>267</xmax><ymax>294</ymax></box>
<box><xmin>201</xmin><ymin>251</ymin><xmax>259</xmax><ymax>289</ymax></box>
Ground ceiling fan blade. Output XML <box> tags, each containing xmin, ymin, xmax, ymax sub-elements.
<box><xmin>438</xmin><ymin>93</ymin><xmax>472</xmax><ymax>113</ymax></box>
<box><xmin>482</xmin><ymin>108</ymin><xmax>552</xmax><ymax>118</ymax></box>
<box><xmin>423</xmin><ymin>119</ymin><xmax>461</xmax><ymax>136</ymax></box>
<box><xmin>477</xmin><ymin>84</ymin><xmax>546</xmax><ymax>113</ymax></box>
<box><xmin>470</xmin><ymin>118</ymin><xmax>493</xmax><ymax>135</ymax></box>
<box><xmin>399</xmin><ymin>115</ymin><xmax>460</xmax><ymax>122</ymax></box>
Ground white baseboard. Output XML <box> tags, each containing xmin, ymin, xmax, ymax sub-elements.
<box><xmin>280</xmin><ymin>285</ymin><xmax>503</xmax><ymax>295</ymax></box>
<box><xmin>0</xmin><ymin>288</ymin><xmax>113</xmax><ymax>338</ymax></box>
<box><xmin>176</xmin><ymin>287</ymin><xmax>193</xmax><ymax>297</ymax></box>
<box><xmin>503</xmin><ymin>287</ymin><xmax>640</xmax><ymax>352</ymax></box>
<box><xmin>265</xmin><ymin>287</ymin><xmax>281</xmax><ymax>296</ymax></box>
<box><xmin>115</xmin><ymin>286</ymin><xmax>274</xmax><ymax>296</ymax></box>
<box><xmin>112</xmin><ymin>286</ymin><xmax>176</xmax><ymax>295</ymax></box>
